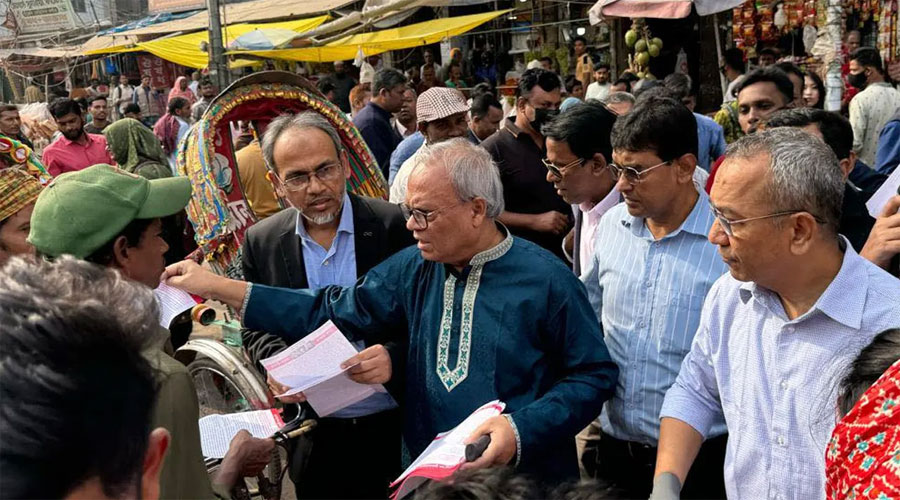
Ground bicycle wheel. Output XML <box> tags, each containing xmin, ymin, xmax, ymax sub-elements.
<box><xmin>188</xmin><ymin>356</ymin><xmax>261</xmax><ymax>416</ymax></box>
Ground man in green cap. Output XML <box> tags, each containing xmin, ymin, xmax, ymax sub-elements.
<box><xmin>28</xmin><ymin>164</ymin><xmax>275</xmax><ymax>499</ymax></box>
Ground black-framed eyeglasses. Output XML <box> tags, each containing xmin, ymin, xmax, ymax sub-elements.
<box><xmin>607</xmin><ymin>160</ymin><xmax>670</xmax><ymax>184</ymax></box>
<box><xmin>401</xmin><ymin>202</ymin><xmax>465</xmax><ymax>230</ymax></box>
<box><xmin>709</xmin><ymin>202</ymin><xmax>824</xmax><ymax>237</ymax></box>
<box><xmin>541</xmin><ymin>157</ymin><xmax>584</xmax><ymax>178</ymax></box>
<box><xmin>278</xmin><ymin>162</ymin><xmax>342</xmax><ymax>192</ymax></box>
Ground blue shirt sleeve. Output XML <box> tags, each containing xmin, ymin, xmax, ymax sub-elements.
<box><xmin>875</xmin><ymin>120</ymin><xmax>900</xmax><ymax>175</ymax></box>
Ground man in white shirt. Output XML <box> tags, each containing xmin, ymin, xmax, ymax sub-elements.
<box><xmin>848</xmin><ymin>47</ymin><xmax>900</xmax><ymax>165</ymax></box>
<box><xmin>110</xmin><ymin>74</ymin><xmax>134</xmax><ymax>121</ymax></box>
<box><xmin>585</xmin><ymin>64</ymin><xmax>612</xmax><ymax>101</ymax></box>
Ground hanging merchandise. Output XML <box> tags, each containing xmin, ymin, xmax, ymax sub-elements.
<box><xmin>623</xmin><ymin>18</ymin><xmax>662</xmax><ymax>79</ymax></box>
<box><xmin>876</xmin><ymin>0</ymin><xmax>898</xmax><ymax>64</ymax></box>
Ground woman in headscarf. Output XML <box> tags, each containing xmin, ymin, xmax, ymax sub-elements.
<box><xmin>103</xmin><ymin>118</ymin><xmax>172</xmax><ymax>180</ymax></box>
<box><xmin>826</xmin><ymin>328</ymin><xmax>900</xmax><ymax>499</ymax></box>
<box><xmin>168</xmin><ymin>76</ymin><xmax>196</xmax><ymax>106</ymax></box>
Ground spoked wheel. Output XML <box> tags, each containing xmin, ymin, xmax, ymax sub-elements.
<box><xmin>185</xmin><ymin>352</ymin><xmax>285</xmax><ymax>499</ymax></box>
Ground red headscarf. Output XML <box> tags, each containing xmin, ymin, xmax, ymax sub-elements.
<box><xmin>168</xmin><ymin>76</ymin><xmax>196</xmax><ymax>106</ymax></box>
<box><xmin>826</xmin><ymin>358</ymin><xmax>900</xmax><ymax>499</ymax></box>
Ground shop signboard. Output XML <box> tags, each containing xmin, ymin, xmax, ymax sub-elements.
<box><xmin>9</xmin><ymin>0</ymin><xmax>76</xmax><ymax>34</ymax></box>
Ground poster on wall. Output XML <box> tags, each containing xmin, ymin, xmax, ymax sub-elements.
<box><xmin>137</xmin><ymin>54</ymin><xmax>181</xmax><ymax>89</ymax></box>
<box><xmin>9</xmin><ymin>0</ymin><xmax>76</xmax><ymax>34</ymax></box>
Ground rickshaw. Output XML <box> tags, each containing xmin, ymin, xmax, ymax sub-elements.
<box><xmin>172</xmin><ymin>71</ymin><xmax>387</xmax><ymax>498</ymax></box>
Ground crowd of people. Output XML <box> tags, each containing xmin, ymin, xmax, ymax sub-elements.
<box><xmin>1</xmin><ymin>33</ymin><xmax>900</xmax><ymax>500</ymax></box>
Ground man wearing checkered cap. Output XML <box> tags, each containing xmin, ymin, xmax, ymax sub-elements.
<box><xmin>389</xmin><ymin>87</ymin><xmax>470</xmax><ymax>203</ymax></box>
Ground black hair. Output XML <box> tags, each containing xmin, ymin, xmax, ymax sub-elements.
<box><xmin>850</xmin><ymin>47</ymin><xmax>885</xmax><ymax>75</ymax></box>
<box><xmin>759</xmin><ymin>47</ymin><xmax>779</xmax><ymax>58</ymax></box>
<box><xmin>317</xmin><ymin>79</ymin><xmax>337</xmax><ymax>95</ymax></box>
<box><xmin>542</xmin><ymin>101</ymin><xmax>616</xmax><ymax>162</ymax></box>
<box><xmin>167</xmin><ymin>97</ymin><xmax>189</xmax><ymax>115</ymax></box>
<box><xmin>0</xmin><ymin>103</ymin><xmax>18</xmax><ymax>114</ymax></box>
<box><xmin>415</xmin><ymin>467</ymin><xmax>542</xmax><ymax>500</ymax></box>
<box><xmin>565</xmin><ymin>75</ymin><xmax>583</xmax><ymax>94</ymax></box>
<box><xmin>775</xmin><ymin>61</ymin><xmax>805</xmax><ymax>83</ymax></box>
<box><xmin>595</xmin><ymin>63</ymin><xmax>611</xmax><ymax>71</ymax></box>
<box><xmin>734</xmin><ymin>66</ymin><xmax>795</xmax><ymax>105</ymax></box>
<box><xmin>573</xmin><ymin>36</ymin><xmax>587</xmax><ymax>45</ymax></box>
<box><xmin>540</xmin><ymin>56</ymin><xmax>553</xmax><ymax>64</ymax></box>
<box><xmin>199</xmin><ymin>77</ymin><xmax>213</xmax><ymax>87</ymax></box>
<box><xmin>805</xmin><ymin>71</ymin><xmax>826</xmax><ymax>109</ymax></box>
<box><xmin>0</xmin><ymin>257</ymin><xmax>158</xmax><ymax>499</ymax></box>
<box><xmin>448</xmin><ymin>60</ymin><xmax>462</xmax><ymax>70</ymax></box>
<box><xmin>612</xmin><ymin>78</ymin><xmax>632</xmax><ymax>93</ymax></box>
<box><xmin>551</xmin><ymin>479</ymin><xmax>629</xmax><ymax>500</ymax></box>
<box><xmin>84</xmin><ymin>218</ymin><xmax>155</xmax><ymax>267</ymax></box>
<box><xmin>123</xmin><ymin>103</ymin><xmax>141</xmax><ymax>115</ymax></box>
<box><xmin>838</xmin><ymin>329</ymin><xmax>900</xmax><ymax>416</ymax></box>
<box><xmin>620</xmin><ymin>72</ymin><xmax>640</xmax><ymax>83</ymax></box>
<box><xmin>49</xmin><ymin>98</ymin><xmax>82</xmax><ymax>119</ymax></box>
<box><xmin>373</xmin><ymin>68</ymin><xmax>408</xmax><ymax>95</ymax></box>
<box><xmin>723</xmin><ymin>47</ymin><xmax>746</xmax><ymax>74</ymax></box>
<box><xmin>517</xmin><ymin>68</ymin><xmax>561</xmax><ymax>98</ymax></box>
<box><xmin>87</xmin><ymin>94</ymin><xmax>108</xmax><ymax>106</ymax></box>
<box><xmin>470</xmin><ymin>82</ymin><xmax>494</xmax><ymax>100</ymax></box>
<box><xmin>470</xmin><ymin>93</ymin><xmax>502</xmax><ymax>119</ymax></box>
<box><xmin>765</xmin><ymin>107</ymin><xmax>855</xmax><ymax>160</ymax></box>
<box><xmin>662</xmin><ymin>72</ymin><xmax>692</xmax><ymax>100</ymax></box>
<box><xmin>611</xmin><ymin>96</ymin><xmax>698</xmax><ymax>159</ymax></box>
<box><xmin>634</xmin><ymin>85</ymin><xmax>677</xmax><ymax>105</ymax></box>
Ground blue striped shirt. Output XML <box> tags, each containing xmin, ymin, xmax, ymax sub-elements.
<box><xmin>661</xmin><ymin>241</ymin><xmax>900</xmax><ymax>499</ymax></box>
<box><xmin>581</xmin><ymin>190</ymin><xmax>728</xmax><ymax>445</ymax></box>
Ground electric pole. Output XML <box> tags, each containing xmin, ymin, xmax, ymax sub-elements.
<box><xmin>207</xmin><ymin>0</ymin><xmax>228</xmax><ymax>90</ymax></box>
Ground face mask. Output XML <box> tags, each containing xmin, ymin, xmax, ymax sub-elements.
<box><xmin>848</xmin><ymin>71</ymin><xmax>868</xmax><ymax>90</ymax></box>
<box><xmin>530</xmin><ymin>107</ymin><xmax>559</xmax><ymax>133</ymax></box>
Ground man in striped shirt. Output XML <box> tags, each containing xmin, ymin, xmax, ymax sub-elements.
<box><xmin>580</xmin><ymin>96</ymin><xmax>728</xmax><ymax>498</ymax></box>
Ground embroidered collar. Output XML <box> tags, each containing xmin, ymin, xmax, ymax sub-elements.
<box><xmin>470</xmin><ymin>223</ymin><xmax>513</xmax><ymax>266</ymax></box>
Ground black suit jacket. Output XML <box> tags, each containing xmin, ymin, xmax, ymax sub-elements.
<box><xmin>240</xmin><ymin>193</ymin><xmax>415</xmax><ymax>397</ymax></box>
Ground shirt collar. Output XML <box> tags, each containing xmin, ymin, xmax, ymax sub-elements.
<box><xmin>504</xmin><ymin>117</ymin><xmax>523</xmax><ymax>138</ymax></box>
<box><xmin>295</xmin><ymin>191</ymin><xmax>355</xmax><ymax>241</ymax></box>
<box><xmin>58</xmin><ymin>132</ymin><xmax>95</xmax><ymax>147</ymax></box>
<box><xmin>470</xmin><ymin>223</ymin><xmax>514</xmax><ymax>266</ymax></box>
<box><xmin>367</xmin><ymin>101</ymin><xmax>391</xmax><ymax>120</ymax></box>
<box><xmin>619</xmin><ymin>188</ymin><xmax>713</xmax><ymax>239</ymax></box>
<box><xmin>738</xmin><ymin>237</ymin><xmax>866</xmax><ymax>329</ymax></box>
<box><xmin>580</xmin><ymin>188</ymin><xmax>620</xmax><ymax>219</ymax></box>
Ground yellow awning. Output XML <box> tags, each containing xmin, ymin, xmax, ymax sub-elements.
<box><xmin>118</xmin><ymin>16</ymin><xmax>329</xmax><ymax>69</ymax></box>
<box><xmin>228</xmin><ymin>10</ymin><xmax>509</xmax><ymax>63</ymax></box>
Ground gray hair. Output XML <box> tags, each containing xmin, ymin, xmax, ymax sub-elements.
<box><xmin>261</xmin><ymin>112</ymin><xmax>344</xmax><ymax>174</ymax></box>
<box><xmin>0</xmin><ymin>256</ymin><xmax>159</xmax><ymax>348</ymax></box>
<box><xmin>724</xmin><ymin>127</ymin><xmax>844</xmax><ymax>234</ymax></box>
<box><xmin>600</xmin><ymin>92</ymin><xmax>635</xmax><ymax>106</ymax></box>
<box><xmin>373</xmin><ymin>68</ymin><xmax>407</xmax><ymax>95</ymax></box>
<box><xmin>415</xmin><ymin>138</ymin><xmax>505</xmax><ymax>218</ymax></box>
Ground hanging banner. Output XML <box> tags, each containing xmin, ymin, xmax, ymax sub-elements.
<box><xmin>137</xmin><ymin>54</ymin><xmax>180</xmax><ymax>89</ymax></box>
<box><xmin>9</xmin><ymin>0</ymin><xmax>76</xmax><ymax>34</ymax></box>
<box><xmin>148</xmin><ymin>0</ymin><xmax>205</xmax><ymax>14</ymax></box>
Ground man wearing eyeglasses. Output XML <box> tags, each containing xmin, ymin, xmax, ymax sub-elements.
<box><xmin>652</xmin><ymin>128</ymin><xmax>900</xmax><ymax>500</ymax></box>
<box><xmin>575</xmin><ymin>97</ymin><xmax>729</xmax><ymax>498</ymax></box>
<box><xmin>239</xmin><ymin>112</ymin><xmax>414</xmax><ymax>499</ymax></box>
<box><xmin>162</xmin><ymin>138</ymin><xmax>618</xmax><ymax>486</ymax></box>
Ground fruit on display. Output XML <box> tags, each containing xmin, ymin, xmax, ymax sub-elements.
<box><xmin>624</xmin><ymin>18</ymin><xmax>662</xmax><ymax>78</ymax></box>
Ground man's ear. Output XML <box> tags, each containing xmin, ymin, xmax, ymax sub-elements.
<box><xmin>470</xmin><ymin>197</ymin><xmax>489</xmax><ymax>226</ymax></box>
<box><xmin>674</xmin><ymin>153</ymin><xmax>698</xmax><ymax>184</ymax></box>
<box><xmin>110</xmin><ymin>235</ymin><xmax>131</xmax><ymax>270</ymax></box>
<box><xmin>266</xmin><ymin>171</ymin><xmax>286</xmax><ymax>198</ymax></box>
<box><xmin>590</xmin><ymin>152</ymin><xmax>608</xmax><ymax>175</ymax></box>
<box><xmin>140</xmin><ymin>428</ymin><xmax>170</xmax><ymax>500</ymax></box>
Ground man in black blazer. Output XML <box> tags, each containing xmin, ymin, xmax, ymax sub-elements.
<box><xmin>240</xmin><ymin>112</ymin><xmax>414</xmax><ymax>499</ymax></box>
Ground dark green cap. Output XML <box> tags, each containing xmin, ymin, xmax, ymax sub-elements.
<box><xmin>28</xmin><ymin>164</ymin><xmax>192</xmax><ymax>258</ymax></box>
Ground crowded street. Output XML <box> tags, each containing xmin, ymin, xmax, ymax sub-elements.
<box><xmin>1</xmin><ymin>0</ymin><xmax>900</xmax><ymax>498</ymax></box>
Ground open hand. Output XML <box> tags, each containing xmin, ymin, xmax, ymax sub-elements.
<box><xmin>532</xmin><ymin>211</ymin><xmax>570</xmax><ymax>235</ymax></box>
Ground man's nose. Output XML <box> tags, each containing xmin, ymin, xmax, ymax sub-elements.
<box><xmin>708</xmin><ymin>219</ymin><xmax>729</xmax><ymax>246</ymax></box>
